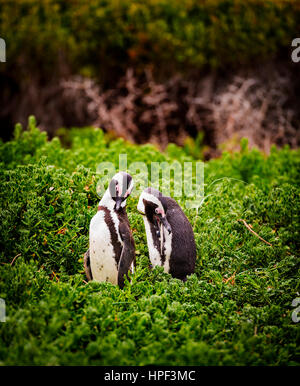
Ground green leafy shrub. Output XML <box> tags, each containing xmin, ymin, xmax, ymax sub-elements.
<box><xmin>0</xmin><ymin>117</ymin><xmax>299</xmax><ymax>365</ymax></box>
<box><xmin>1</xmin><ymin>0</ymin><xmax>299</xmax><ymax>79</ymax></box>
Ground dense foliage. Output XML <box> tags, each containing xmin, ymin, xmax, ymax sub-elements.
<box><xmin>0</xmin><ymin>117</ymin><xmax>299</xmax><ymax>365</ymax></box>
<box><xmin>1</xmin><ymin>0</ymin><xmax>299</xmax><ymax>79</ymax></box>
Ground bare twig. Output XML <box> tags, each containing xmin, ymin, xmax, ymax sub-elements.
<box><xmin>51</xmin><ymin>271</ymin><xmax>59</xmax><ymax>281</ymax></box>
<box><xmin>238</xmin><ymin>219</ymin><xmax>272</xmax><ymax>246</ymax></box>
<box><xmin>10</xmin><ymin>253</ymin><xmax>21</xmax><ymax>266</ymax></box>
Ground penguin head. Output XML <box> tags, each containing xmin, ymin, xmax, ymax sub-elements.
<box><xmin>109</xmin><ymin>172</ymin><xmax>134</xmax><ymax>211</ymax></box>
<box><xmin>137</xmin><ymin>188</ymin><xmax>172</xmax><ymax>234</ymax></box>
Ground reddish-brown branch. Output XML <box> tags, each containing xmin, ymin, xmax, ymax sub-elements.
<box><xmin>238</xmin><ymin>219</ymin><xmax>272</xmax><ymax>246</ymax></box>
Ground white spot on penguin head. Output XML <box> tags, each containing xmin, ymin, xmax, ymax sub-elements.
<box><xmin>138</xmin><ymin>188</ymin><xmax>172</xmax><ymax>235</ymax></box>
<box><xmin>100</xmin><ymin>172</ymin><xmax>134</xmax><ymax>210</ymax></box>
<box><xmin>109</xmin><ymin>172</ymin><xmax>134</xmax><ymax>209</ymax></box>
<box><xmin>137</xmin><ymin>188</ymin><xmax>165</xmax><ymax>216</ymax></box>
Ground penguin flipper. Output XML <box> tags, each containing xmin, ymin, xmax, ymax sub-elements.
<box><xmin>84</xmin><ymin>249</ymin><xmax>93</xmax><ymax>281</ymax></box>
<box><xmin>118</xmin><ymin>224</ymin><xmax>135</xmax><ymax>289</ymax></box>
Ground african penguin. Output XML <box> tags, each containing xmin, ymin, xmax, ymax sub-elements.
<box><xmin>137</xmin><ymin>187</ymin><xmax>196</xmax><ymax>281</ymax></box>
<box><xmin>84</xmin><ymin>172</ymin><xmax>135</xmax><ymax>289</ymax></box>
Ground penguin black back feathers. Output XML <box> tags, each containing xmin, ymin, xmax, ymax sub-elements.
<box><xmin>137</xmin><ymin>187</ymin><xmax>196</xmax><ymax>281</ymax></box>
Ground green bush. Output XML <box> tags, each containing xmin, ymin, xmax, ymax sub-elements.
<box><xmin>0</xmin><ymin>117</ymin><xmax>299</xmax><ymax>365</ymax></box>
<box><xmin>1</xmin><ymin>0</ymin><xmax>299</xmax><ymax>79</ymax></box>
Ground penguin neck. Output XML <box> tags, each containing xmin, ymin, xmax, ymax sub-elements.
<box><xmin>98</xmin><ymin>190</ymin><xmax>116</xmax><ymax>211</ymax></box>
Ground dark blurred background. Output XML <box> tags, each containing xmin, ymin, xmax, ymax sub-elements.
<box><xmin>1</xmin><ymin>0</ymin><xmax>300</xmax><ymax>158</ymax></box>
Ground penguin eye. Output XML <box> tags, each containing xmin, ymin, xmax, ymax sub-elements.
<box><xmin>115</xmin><ymin>182</ymin><xmax>121</xmax><ymax>196</ymax></box>
<box><xmin>155</xmin><ymin>208</ymin><xmax>159</xmax><ymax>214</ymax></box>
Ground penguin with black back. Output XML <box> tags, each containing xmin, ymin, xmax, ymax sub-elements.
<box><xmin>137</xmin><ymin>187</ymin><xmax>196</xmax><ymax>281</ymax></box>
<box><xmin>84</xmin><ymin>172</ymin><xmax>135</xmax><ymax>289</ymax></box>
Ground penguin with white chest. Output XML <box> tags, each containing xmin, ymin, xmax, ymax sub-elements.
<box><xmin>84</xmin><ymin>172</ymin><xmax>135</xmax><ymax>289</ymax></box>
<box><xmin>137</xmin><ymin>187</ymin><xmax>196</xmax><ymax>281</ymax></box>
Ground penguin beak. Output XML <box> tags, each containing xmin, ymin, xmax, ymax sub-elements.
<box><xmin>114</xmin><ymin>197</ymin><xmax>123</xmax><ymax>211</ymax></box>
<box><xmin>160</xmin><ymin>216</ymin><xmax>172</xmax><ymax>234</ymax></box>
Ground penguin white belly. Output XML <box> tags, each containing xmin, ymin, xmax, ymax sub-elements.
<box><xmin>143</xmin><ymin>217</ymin><xmax>172</xmax><ymax>273</ymax></box>
<box><xmin>89</xmin><ymin>211</ymin><xmax>119</xmax><ymax>284</ymax></box>
<box><xmin>143</xmin><ymin>217</ymin><xmax>161</xmax><ymax>267</ymax></box>
<box><xmin>162</xmin><ymin>226</ymin><xmax>172</xmax><ymax>274</ymax></box>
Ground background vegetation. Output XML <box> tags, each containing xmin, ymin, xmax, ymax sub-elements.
<box><xmin>1</xmin><ymin>0</ymin><xmax>299</xmax><ymax>78</ymax></box>
<box><xmin>1</xmin><ymin>0</ymin><xmax>299</xmax><ymax>150</ymax></box>
<box><xmin>0</xmin><ymin>118</ymin><xmax>299</xmax><ymax>365</ymax></box>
